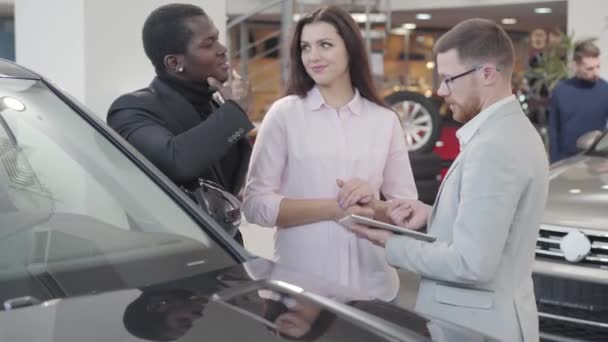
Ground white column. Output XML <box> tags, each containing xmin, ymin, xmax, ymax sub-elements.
<box><xmin>15</xmin><ymin>0</ymin><xmax>87</xmax><ymax>100</ymax></box>
<box><xmin>15</xmin><ymin>0</ymin><xmax>226</xmax><ymax>118</ymax></box>
<box><xmin>568</xmin><ymin>0</ymin><xmax>608</xmax><ymax>79</ymax></box>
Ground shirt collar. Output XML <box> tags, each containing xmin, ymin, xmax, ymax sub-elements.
<box><xmin>304</xmin><ymin>86</ymin><xmax>363</xmax><ymax>116</ymax></box>
<box><xmin>456</xmin><ymin>94</ymin><xmax>516</xmax><ymax>149</ymax></box>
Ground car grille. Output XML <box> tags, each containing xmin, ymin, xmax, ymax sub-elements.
<box><xmin>534</xmin><ymin>274</ymin><xmax>608</xmax><ymax>340</ymax></box>
<box><xmin>534</xmin><ymin>274</ymin><xmax>608</xmax><ymax>317</ymax></box>
<box><xmin>536</xmin><ymin>225</ymin><xmax>608</xmax><ymax>268</ymax></box>
<box><xmin>539</xmin><ymin>314</ymin><xmax>608</xmax><ymax>342</ymax></box>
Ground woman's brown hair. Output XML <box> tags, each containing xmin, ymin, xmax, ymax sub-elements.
<box><xmin>284</xmin><ymin>6</ymin><xmax>388</xmax><ymax>109</ymax></box>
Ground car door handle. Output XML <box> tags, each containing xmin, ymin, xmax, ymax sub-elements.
<box><xmin>3</xmin><ymin>296</ymin><xmax>42</xmax><ymax>310</ymax></box>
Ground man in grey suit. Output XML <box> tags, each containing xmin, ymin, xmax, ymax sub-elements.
<box><xmin>349</xmin><ymin>18</ymin><xmax>548</xmax><ymax>341</ymax></box>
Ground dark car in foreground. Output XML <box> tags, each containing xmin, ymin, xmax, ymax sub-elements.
<box><xmin>0</xmin><ymin>59</ymin><xmax>496</xmax><ymax>341</ymax></box>
<box><xmin>534</xmin><ymin>130</ymin><xmax>608</xmax><ymax>342</ymax></box>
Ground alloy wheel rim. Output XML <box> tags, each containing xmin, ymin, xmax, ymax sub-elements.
<box><xmin>392</xmin><ymin>100</ymin><xmax>433</xmax><ymax>151</ymax></box>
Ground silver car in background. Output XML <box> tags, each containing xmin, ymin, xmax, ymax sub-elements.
<box><xmin>534</xmin><ymin>130</ymin><xmax>608</xmax><ymax>341</ymax></box>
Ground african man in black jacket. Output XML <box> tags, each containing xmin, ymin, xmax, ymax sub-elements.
<box><xmin>107</xmin><ymin>4</ymin><xmax>253</xmax><ymax>244</ymax></box>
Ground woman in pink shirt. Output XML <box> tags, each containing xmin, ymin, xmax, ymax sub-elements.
<box><xmin>242</xmin><ymin>6</ymin><xmax>417</xmax><ymax>302</ymax></box>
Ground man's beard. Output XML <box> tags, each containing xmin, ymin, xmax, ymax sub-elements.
<box><xmin>453</xmin><ymin>97</ymin><xmax>481</xmax><ymax>123</ymax></box>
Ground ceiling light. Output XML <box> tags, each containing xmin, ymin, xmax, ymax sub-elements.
<box><xmin>416</xmin><ymin>13</ymin><xmax>432</xmax><ymax>20</ymax></box>
<box><xmin>602</xmin><ymin>185</ymin><xmax>608</xmax><ymax>190</ymax></box>
<box><xmin>569</xmin><ymin>189</ymin><xmax>582</xmax><ymax>194</ymax></box>
<box><xmin>390</xmin><ymin>27</ymin><xmax>412</xmax><ymax>35</ymax></box>
<box><xmin>534</xmin><ymin>7</ymin><xmax>552</xmax><ymax>14</ymax></box>
<box><xmin>350</xmin><ymin>13</ymin><xmax>387</xmax><ymax>23</ymax></box>
<box><xmin>426</xmin><ymin>61</ymin><xmax>435</xmax><ymax>70</ymax></box>
<box><xmin>293</xmin><ymin>13</ymin><xmax>387</xmax><ymax>23</ymax></box>
<box><xmin>501</xmin><ymin>18</ymin><xmax>518</xmax><ymax>25</ymax></box>
<box><xmin>402</xmin><ymin>23</ymin><xmax>417</xmax><ymax>30</ymax></box>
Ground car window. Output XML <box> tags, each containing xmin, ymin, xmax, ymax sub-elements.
<box><xmin>0</xmin><ymin>78</ymin><xmax>236</xmax><ymax>305</ymax></box>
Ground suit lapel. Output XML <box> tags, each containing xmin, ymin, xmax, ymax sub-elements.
<box><xmin>427</xmin><ymin>98</ymin><xmax>523</xmax><ymax>227</ymax></box>
<box><xmin>428</xmin><ymin>152</ymin><xmax>463</xmax><ymax>224</ymax></box>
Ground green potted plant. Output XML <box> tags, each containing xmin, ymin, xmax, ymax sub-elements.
<box><xmin>525</xmin><ymin>29</ymin><xmax>576</xmax><ymax>100</ymax></box>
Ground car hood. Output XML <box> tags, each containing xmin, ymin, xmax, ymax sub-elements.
<box><xmin>543</xmin><ymin>155</ymin><xmax>608</xmax><ymax>230</ymax></box>
<box><xmin>0</xmin><ymin>258</ymin><xmax>494</xmax><ymax>342</ymax></box>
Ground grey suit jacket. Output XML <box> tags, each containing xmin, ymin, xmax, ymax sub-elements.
<box><xmin>385</xmin><ymin>98</ymin><xmax>549</xmax><ymax>342</ymax></box>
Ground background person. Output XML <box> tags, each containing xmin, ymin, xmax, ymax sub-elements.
<box><xmin>549</xmin><ymin>39</ymin><xmax>608</xmax><ymax>162</ymax></box>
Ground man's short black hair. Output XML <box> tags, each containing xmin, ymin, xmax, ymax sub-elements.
<box><xmin>142</xmin><ymin>3</ymin><xmax>207</xmax><ymax>71</ymax></box>
<box><xmin>123</xmin><ymin>288</ymin><xmax>194</xmax><ymax>341</ymax></box>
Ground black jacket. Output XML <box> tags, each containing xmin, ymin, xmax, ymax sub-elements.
<box><xmin>106</xmin><ymin>77</ymin><xmax>253</xmax><ymax>195</ymax></box>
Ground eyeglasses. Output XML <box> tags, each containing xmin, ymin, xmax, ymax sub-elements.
<box><xmin>440</xmin><ymin>65</ymin><xmax>502</xmax><ymax>94</ymax></box>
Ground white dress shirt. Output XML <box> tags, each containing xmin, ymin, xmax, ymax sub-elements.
<box><xmin>456</xmin><ymin>95</ymin><xmax>517</xmax><ymax>150</ymax></box>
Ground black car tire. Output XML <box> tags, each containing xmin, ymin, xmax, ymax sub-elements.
<box><xmin>409</xmin><ymin>152</ymin><xmax>442</xmax><ymax>180</ymax></box>
<box><xmin>385</xmin><ymin>91</ymin><xmax>441</xmax><ymax>153</ymax></box>
<box><xmin>416</xmin><ymin>179</ymin><xmax>440</xmax><ymax>205</ymax></box>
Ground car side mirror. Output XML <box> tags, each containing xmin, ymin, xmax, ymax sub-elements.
<box><xmin>576</xmin><ymin>130</ymin><xmax>603</xmax><ymax>151</ymax></box>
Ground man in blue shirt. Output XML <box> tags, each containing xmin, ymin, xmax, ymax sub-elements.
<box><xmin>549</xmin><ymin>40</ymin><xmax>608</xmax><ymax>162</ymax></box>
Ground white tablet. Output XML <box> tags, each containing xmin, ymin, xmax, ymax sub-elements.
<box><xmin>339</xmin><ymin>214</ymin><xmax>436</xmax><ymax>242</ymax></box>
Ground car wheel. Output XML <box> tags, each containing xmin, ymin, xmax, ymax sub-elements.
<box><xmin>385</xmin><ymin>91</ymin><xmax>441</xmax><ymax>153</ymax></box>
<box><xmin>416</xmin><ymin>179</ymin><xmax>440</xmax><ymax>205</ymax></box>
<box><xmin>409</xmin><ymin>152</ymin><xmax>442</xmax><ymax>180</ymax></box>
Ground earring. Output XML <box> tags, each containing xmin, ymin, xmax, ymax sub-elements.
<box><xmin>177</xmin><ymin>66</ymin><xmax>184</xmax><ymax>72</ymax></box>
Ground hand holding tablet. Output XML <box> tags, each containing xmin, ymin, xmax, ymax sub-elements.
<box><xmin>339</xmin><ymin>214</ymin><xmax>436</xmax><ymax>242</ymax></box>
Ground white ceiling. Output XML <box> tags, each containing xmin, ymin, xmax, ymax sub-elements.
<box><xmin>232</xmin><ymin>0</ymin><xmax>566</xmax><ymax>33</ymax></box>
<box><xmin>390</xmin><ymin>1</ymin><xmax>567</xmax><ymax>32</ymax></box>
<box><xmin>0</xmin><ymin>0</ymin><xmax>567</xmax><ymax>32</ymax></box>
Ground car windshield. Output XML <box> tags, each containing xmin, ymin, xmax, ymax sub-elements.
<box><xmin>588</xmin><ymin>132</ymin><xmax>608</xmax><ymax>157</ymax></box>
<box><xmin>0</xmin><ymin>77</ymin><xmax>237</xmax><ymax>307</ymax></box>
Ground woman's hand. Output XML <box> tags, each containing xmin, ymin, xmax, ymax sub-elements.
<box><xmin>336</xmin><ymin>178</ymin><xmax>375</xmax><ymax>209</ymax></box>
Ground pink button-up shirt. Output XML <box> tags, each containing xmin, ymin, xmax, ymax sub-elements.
<box><xmin>243</xmin><ymin>86</ymin><xmax>417</xmax><ymax>300</ymax></box>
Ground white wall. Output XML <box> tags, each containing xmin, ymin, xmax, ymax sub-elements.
<box><xmin>567</xmin><ymin>0</ymin><xmax>608</xmax><ymax>79</ymax></box>
<box><xmin>15</xmin><ymin>0</ymin><xmax>86</xmax><ymax>101</ymax></box>
<box><xmin>15</xmin><ymin>0</ymin><xmax>227</xmax><ymax>118</ymax></box>
<box><xmin>83</xmin><ymin>0</ymin><xmax>227</xmax><ymax>118</ymax></box>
